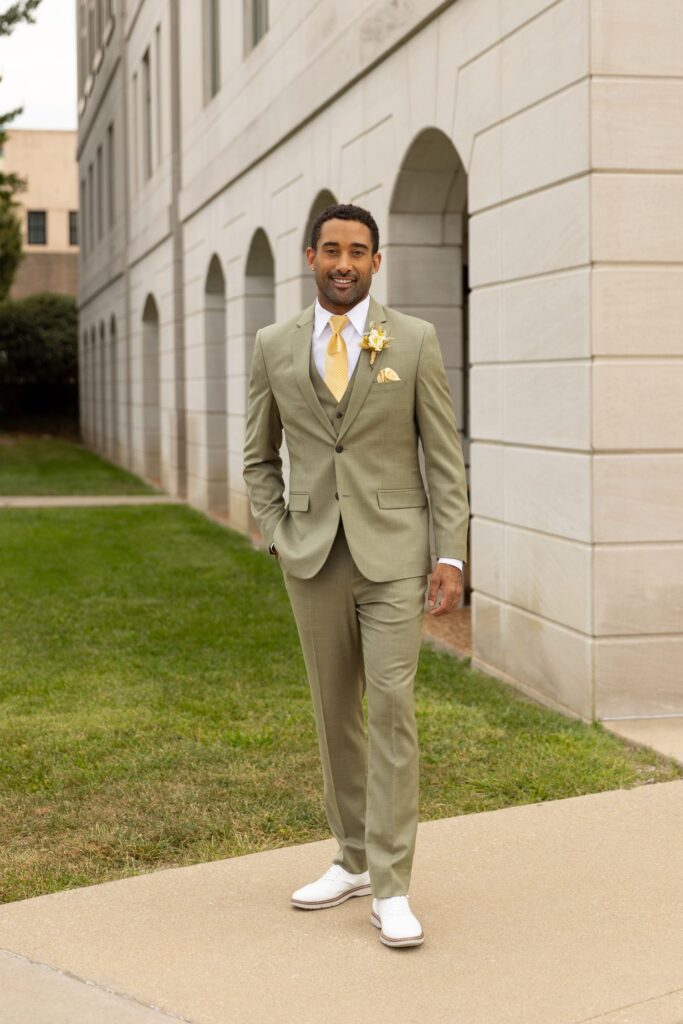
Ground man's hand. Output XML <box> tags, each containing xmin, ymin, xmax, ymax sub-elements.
<box><xmin>427</xmin><ymin>563</ymin><xmax>463</xmax><ymax>616</ymax></box>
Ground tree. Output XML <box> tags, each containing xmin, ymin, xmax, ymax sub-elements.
<box><xmin>0</xmin><ymin>1</ymin><xmax>43</xmax><ymax>297</ymax></box>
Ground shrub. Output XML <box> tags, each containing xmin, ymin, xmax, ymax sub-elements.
<box><xmin>0</xmin><ymin>292</ymin><xmax>78</xmax><ymax>419</ymax></box>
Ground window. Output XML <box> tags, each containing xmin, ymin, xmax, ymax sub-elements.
<box><xmin>87</xmin><ymin>1</ymin><xmax>95</xmax><ymax>67</ymax></box>
<box><xmin>107</xmin><ymin>122</ymin><xmax>115</xmax><ymax>227</ymax></box>
<box><xmin>155</xmin><ymin>24</ymin><xmax>162</xmax><ymax>158</ymax></box>
<box><xmin>88</xmin><ymin>162</ymin><xmax>95</xmax><ymax>250</ymax></box>
<box><xmin>245</xmin><ymin>0</ymin><xmax>268</xmax><ymax>53</ymax></box>
<box><xmin>69</xmin><ymin>211</ymin><xmax>79</xmax><ymax>246</ymax></box>
<box><xmin>142</xmin><ymin>48</ymin><xmax>152</xmax><ymax>179</ymax></box>
<box><xmin>78</xmin><ymin>2</ymin><xmax>86</xmax><ymax>93</ymax></box>
<box><xmin>96</xmin><ymin>143</ymin><xmax>104</xmax><ymax>238</ymax></box>
<box><xmin>204</xmin><ymin>0</ymin><xmax>220</xmax><ymax>100</ymax></box>
<box><xmin>80</xmin><ymin>179</ymin><xmax>86</xmax><ymax>253</ymax></box>
<box><xmin>131</xmin><ymin>72</ymin><xmax>138</xmax><ymax>190</ymax></box>
<box><xmin>27</xmin><ymin>211</ymin><xmax>47</xmax><ymax>245</ymax></box>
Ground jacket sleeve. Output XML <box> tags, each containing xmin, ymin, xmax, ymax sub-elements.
<box><xmin>414</xmin><ymin>323</ymin><xmax>470</xmax><ymax>562</ymax></box>
<box><xmin>242</xmin><ymin>331</ymin><xmax>286</xmax><ymax>547</ymax></box>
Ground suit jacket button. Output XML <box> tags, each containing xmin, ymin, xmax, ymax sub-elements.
<box><xmin>334</xmin><ymin>492</ymin><xmax>339</xmax><ymax>500</ymax></box>
<box><xmin>335</xmin><ymin>444</ymin><xmax>343</xmax><ymax>453</ymax></box>
<box><xmin>335</xmin><ymin>411</ymin><xmax>343</xmax><ymax>419</ymax></box>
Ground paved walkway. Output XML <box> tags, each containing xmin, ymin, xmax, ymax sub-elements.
<box><xmin>0</xmin><ymin>494</ymin><xmax>183</xmax><ymax>508</ymax></box>
<box><xmin>1</xmin><ymin>780</ymin><xmax>682</xmax><ymax>1024</ymax></box>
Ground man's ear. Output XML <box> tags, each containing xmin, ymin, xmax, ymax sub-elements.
<box><xmin>372</xmin><ymin>251</ymin><xmax>382</xmax><ymax>274</ymax></box>
<box><xmin>306</xmin><ymin>246</ymin><xmax>316</xmax><ymax>269</ymax></box>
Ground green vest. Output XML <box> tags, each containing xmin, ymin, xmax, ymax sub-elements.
<box><xmin>309</xmin><ymin>343</ymin><xmax>360</xmax><ymax>434</ymax></box>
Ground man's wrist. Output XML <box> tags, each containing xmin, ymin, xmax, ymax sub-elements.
<box><xmin>437</xmin><ymin>557</ymin><xmax>463</xmax><ymax>571</ymax></box>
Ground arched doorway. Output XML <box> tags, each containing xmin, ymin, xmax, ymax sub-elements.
<box><xmin>141</xmin><ymin>294</ymin><xmax>161</xmax><ymax>484</ymax></box>
<box><xmin>89</xmin><ymin>326</ymin><xmax>98</xmax><ymax>449</ymax></box>
<box><xmin>239</xmin><ymin>228</ymin><xmax>275</xmax><ymax>534</ymax></box>
<box><xmin>99</xmin><ymin>321</ymin><xmax>107</xmax><ymax>454</ymax></box>
<box><xmin>109</xmin><ymin>316</ymin><xmax>118</xmax><ymax>461</ymax></box>
<box><xmin>79</xmin><ymin>331</ymin><xmax>88</xmax><ymax>442</ymax></box>
<box><xmin>204</xmin><ymin>254</ymin><xmax>228</xmax><ymax>515</ymax></box>
<box><xmin>300</xmin><ymin>189</ymin><xmax>337</xmax><ymax>308</ymax></box>
<box><xmin>387</xmin><ymin>127</ymin><xmax>471</xmax><ymax>602</ymax></box>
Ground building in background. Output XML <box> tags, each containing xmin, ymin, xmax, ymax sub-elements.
<box><xmin>76</xmin><ymin>0</ymin><xmax>683</xmax><ymax>726</ymax></box>
<box><xmin>1</xmin><ymin>129</ymin><xmax>79</xmax><ymax>298</ymax></box>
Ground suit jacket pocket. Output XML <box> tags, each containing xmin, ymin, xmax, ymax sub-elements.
<box><xmin>287</xmin><ymin>492</ymin><xmax>310</xmax><ymax>512</ymax></box>
<box><xmin>377</xmin><ymin>488</ymin><xmax>427</xmax><ymax>509</ymax></box>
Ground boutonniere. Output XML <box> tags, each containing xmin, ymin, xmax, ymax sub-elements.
<box><xmin>360</xmin><ymin>322</ymin><xmax>394</xmax><ymax>367</ymax></box>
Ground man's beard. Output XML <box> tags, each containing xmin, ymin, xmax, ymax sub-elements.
<box><xmin>318</xmin><ymin>272</ymin><xmax>368</xmax><ymax>309</ymax></box>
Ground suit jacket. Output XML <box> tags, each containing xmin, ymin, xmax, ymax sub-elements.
<box><xmin>243</xmin><ymin>296</ymin><xmax>469</xmax><ymax>582</ymax></box>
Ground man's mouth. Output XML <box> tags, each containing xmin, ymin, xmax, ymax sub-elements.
<box><xmin>330</xmin><ymin>276</ymin><xmax>356</xmax><ymax>289</ymax></box>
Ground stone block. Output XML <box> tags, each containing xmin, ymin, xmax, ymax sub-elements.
<box><xmin>469</xmin><ymin>365</ymin><xmax>503</xmax><ymax>441</ymax></box>
<box><xmin>592</xmin><ymin>79</ymin><xmax>683</xmax><ymax>170</ymax></box>
<box><xmin>501</xmin><ymin>79</ymin><xmax>589</xmax><ymax>200</ymax></box>
<box><xmin>594</xmin><ymin>546</ymin><xmax>683</xmax><ymax>636</ymax></box>
<box><xmin>501</xmin><ymin>177</ymin><xmax>590</xmax><ymax>282</ymax></box>
<box><xmin>469</xmin><ymin>442</ymin><xmax>504</xmax><ymax>520</ymax></box>
<box><xmin>501</xmin><ymin>0</ymin><xmax>589</xmax><ymax>119</ymax></box>
<box><xmin>591</xmin><ymin>0</ymin><xmax>683</xmax><ymax>76</ymax></box>
<box><xmin>592</xmin><ymin>360</ymin><xmax>683</xmax><ymax>450</ymax></box>
<box><xmin>593</xmin><ymin>454</ymin><xmax>683</xmax><ymax>543</ymax></box>
<box><xmin>452</xmin><ymin>46</ymin><xmax>501</xmax><ymax>172</ymax></box>
<box><xmin>470</xmin><ymin>517</ymin><xmax>505</xmax><ymax>599</ymax></box>
<box><xmin>506</xmin><ymin>528</ymin><xmax>592</xmax><ymax>634</ymax></box>
<box><xmin>592</xmin><ymin>267</ymin><xmax>683</xmax><ymax>357</ymax></box>
<box><xmin>472</xmin><ymin>590</ymin><xmax>505</xmax><ymax>667</ymax></box>
<box><xmin>505</xmin><ymin>447</ymin><xmax>592</xmax><ymax>542</ymax></box>
<box><xmin>596</xmin><ymin>637</ymin><xmax>683</xmax><ymax>718</ymax></box>
<box><xmin>592</xmin><ymin>175</ymin><xmax>683</xmax><ymax>263</ymax></box>
<box><xmin>504</xmin><ymin>363</ymin><xmax>591</xmax><ymax>450</ymax></box>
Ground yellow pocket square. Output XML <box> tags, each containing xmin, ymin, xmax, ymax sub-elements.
<box><xmin>376</xmin><ymin>368</ymin><xmax>401</xmax><ymax>383</ymax></box>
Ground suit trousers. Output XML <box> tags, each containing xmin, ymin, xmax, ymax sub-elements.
<box><xmin>281</xmin><ymin>521</ymin><xmax>428</xmax><ymax>898</ymax></box>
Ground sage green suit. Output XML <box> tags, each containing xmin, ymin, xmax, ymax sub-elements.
<box><xmin>243</xmin><ymin>296</ymin><xmax>469</xmax><ymax>896</ymax></box>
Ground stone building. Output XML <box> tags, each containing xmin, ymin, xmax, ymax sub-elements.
<box><xmin>1</xmin><ymin>129</ymin><xmax>79</xmax><ymax>298</ymax></box>
<box><xmin>76</xmin><ymin>0</ymin><xmax>683</xmax><ymax>724</ymax></box>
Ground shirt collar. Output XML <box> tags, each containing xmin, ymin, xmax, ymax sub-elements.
<box><xmin>313</xmin><ymin>294</ymin><xmax>371</xmax><ymax>339</ymax></box>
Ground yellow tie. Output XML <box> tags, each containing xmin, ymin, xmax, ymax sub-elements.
<box><xmin>324</xmin><ymin>314</ymin><xmax>350</xmax><ymax>402</ymax></box>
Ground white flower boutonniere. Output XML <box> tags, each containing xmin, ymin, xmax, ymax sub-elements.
<box><xmin>359</xmin><ymin>323</ymin><xmax>394</xmax><ymax>367</ymax></box>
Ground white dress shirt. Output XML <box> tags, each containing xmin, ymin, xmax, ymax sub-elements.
<box><xmin>312</xmin><ymin>296</ymin><xmax>464</xmax><ymax>575</ymax></box>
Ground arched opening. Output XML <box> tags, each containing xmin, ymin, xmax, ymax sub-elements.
<box><xmin>99</xmin><ymin>321</ymin><xmax>107</xmax><ymax>454</ymax></box>
<box><xmin>300</xmin><ymin>189</ymin><xmax>337</xmax><ymax>307</ymax></box>
<box><xmin>238</xmin><ymin>228</ymin><xmax>275</xmax><ymax>533</ymax></box>
<box><xmin>79</xmin><ymin>330</ymin><xmax>89</xmax><ymax>443</ymax></box>
<box><xmin>203</xmin><ymin>254</ymin><xmax>228</xmax><ymax>514</ymax></box>
<box><xmin>387</xmin><ymin>127</ymin><xmax>471</xmax><ymax>604</ymax></box>
<box><xmin>89</xmin><ymin>326</ymin><xmax>98</xmax><ymax>450</ymax></box>
<box><xmin>142</xmin><ymin>294</ymin><xmax>161</xmax><ymax>484</ymax></box>
<box><xmin>109</xmin><ymin>315</ymin><xmax>118</xmax><ymax>461</ymax></box>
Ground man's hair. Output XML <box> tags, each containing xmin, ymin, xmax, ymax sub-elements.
<box><xmin>309</xmin><ymin>204</ymin><xmax>380</xmax><ymax>254</ymax></box>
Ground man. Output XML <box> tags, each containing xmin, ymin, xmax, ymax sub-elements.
<box><xmin>243</xmin><ymin>204</ymin><xmax>469</xmax><ymax>948</ymax></box>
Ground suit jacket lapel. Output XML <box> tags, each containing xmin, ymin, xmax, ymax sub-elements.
<box><xmin>291</xmin><ymin>303</ymin><xmax>337</xmax><ymax>439</ymax></box>
<box><xmin>337</xmin><ymin>296</ymin><xmax>387</xmax><ymax>442</ymax></box>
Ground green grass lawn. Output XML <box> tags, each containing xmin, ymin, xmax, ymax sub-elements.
<box><xmin>0</xmin><ymin>435</ymin><xmax>158</xmax><ymax>495</ymax></box>
<box><xmin>0</xmin><ymin>503</ymin><xmax>680</xmax><ymax>905</ymax></box>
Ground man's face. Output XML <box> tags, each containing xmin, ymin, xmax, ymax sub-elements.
<box><xmin>306</xmin><ymin>218</ymin><xmax>381</xmax><ymax>313</ymax></box>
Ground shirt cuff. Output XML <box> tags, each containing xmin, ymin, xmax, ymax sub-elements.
<box><xmin>437</xmin><ymin>557</ymin><xmax>463</xmax><ymax>571</ymax></box>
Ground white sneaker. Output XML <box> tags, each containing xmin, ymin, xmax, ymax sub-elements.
<box><xmin>291</xmin><ymin>864</ymin><xmax>372</xmax><ymax>910</ymax></box>
<box><xmin>371</xmin><ymin>896</ymin><xmax>424</xmax><ymax>947</ymax></box>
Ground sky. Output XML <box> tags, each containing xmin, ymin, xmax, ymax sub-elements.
<box><xmin>0</xmin><ymin>0</ymin><xmax>77</xmax><ymax>131</ymax></box>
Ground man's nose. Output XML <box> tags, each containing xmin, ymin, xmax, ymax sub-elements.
<box><xmin>335</xmin><ymin>254</ymin><xmax>352</xmax><ymax>273</ymax></box>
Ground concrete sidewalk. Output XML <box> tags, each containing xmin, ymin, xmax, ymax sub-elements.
<box><xmin>0</xmin><ymin>495</ymin><xmax>183</xmax><ymax>508</ymax></box>
<box><xmin>1</xmin><ymin>780</ymin><xmax>682</xmax><ymax>1024</ymax></box>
